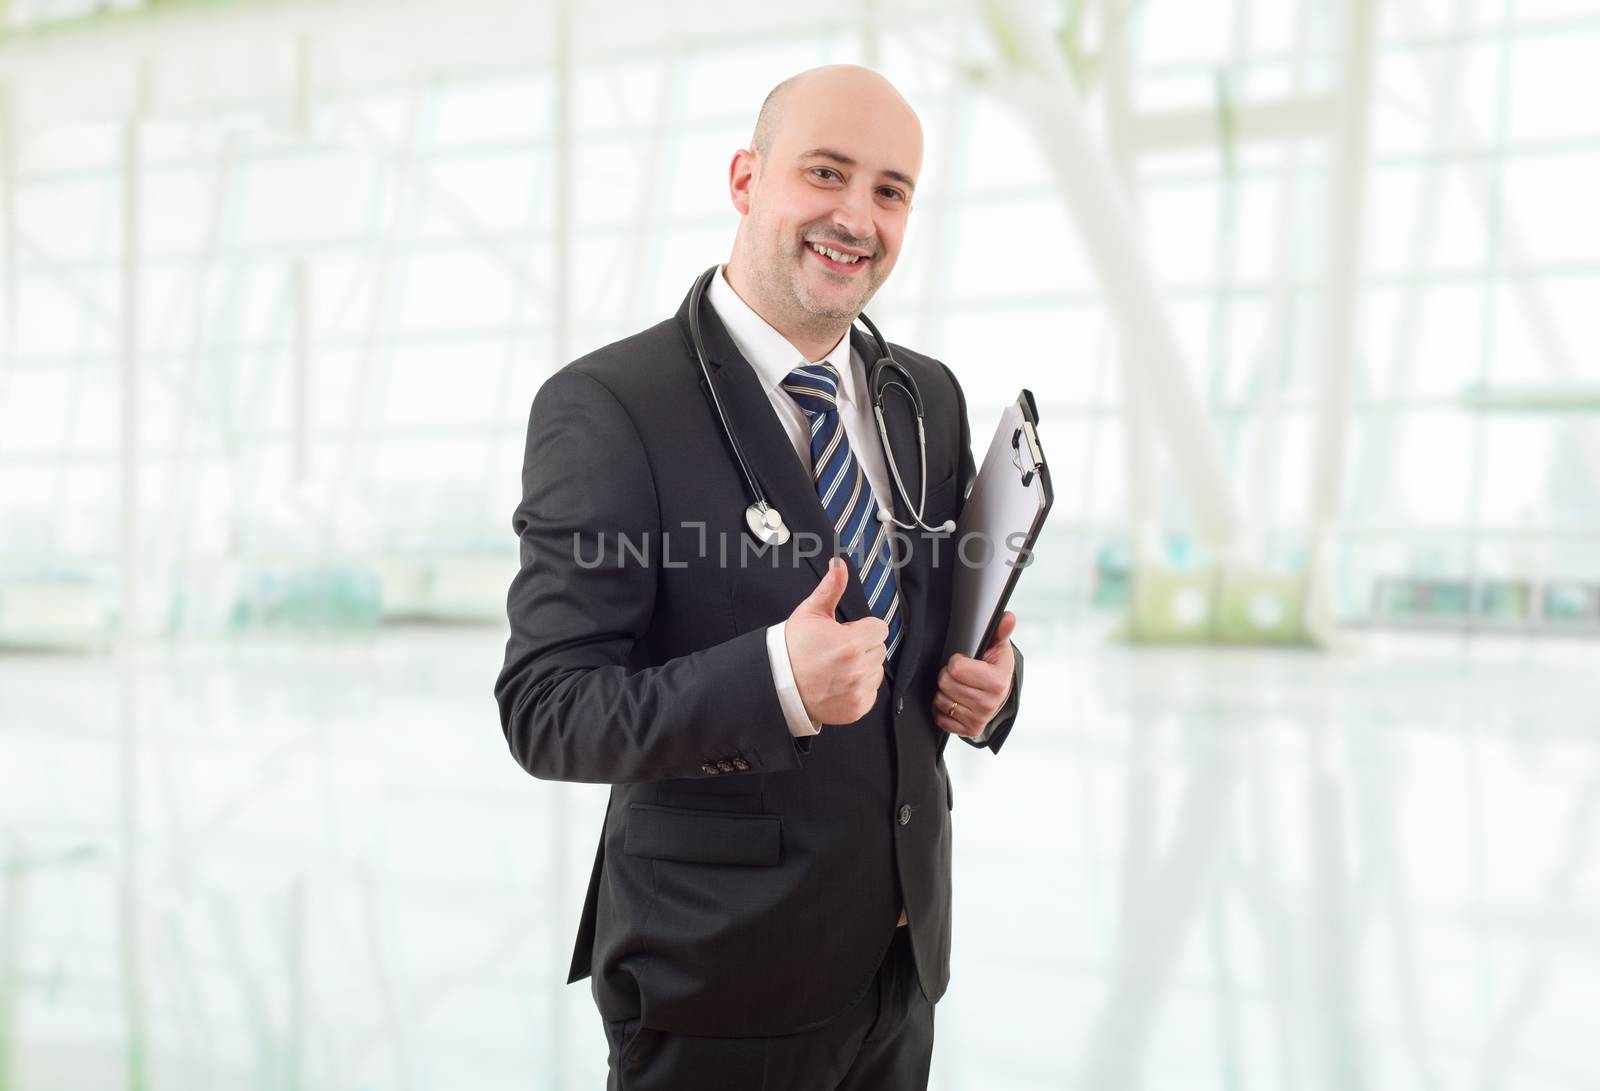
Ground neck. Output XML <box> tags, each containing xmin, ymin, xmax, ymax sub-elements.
<box><xmin>722</xmin><ymin>260</ymin><xmax>849</xmax><ymax>363</ymax></box>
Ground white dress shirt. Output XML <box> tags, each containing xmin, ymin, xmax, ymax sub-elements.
<box><xmin>706</xmin><ymin>265</ymin><xmax>894</xmax><ymax>738</ymax></box>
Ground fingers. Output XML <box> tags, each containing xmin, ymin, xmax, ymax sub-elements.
<box><xmin>934</xmin><ymin>672</ymin><xmax>998</xmax><ymax>735</ymax></box>
<box><xmin>932</xmin><ymin>704</ymin><xmax>985</xmax><ymax>738</ymax></box>
<box><xmin>943</xmin><ymin>653</ymin><xmax>1008</xmax><ymax>692</ymax></box>
<box><xmin>843</xmin><ymin>615</ymin><xmax>890</xmax><ymax>651</ymax></box>
<box><xmin>935</xmin><ymin>673</ymin><xmax>991</xmax><ymax>711</ymax></box>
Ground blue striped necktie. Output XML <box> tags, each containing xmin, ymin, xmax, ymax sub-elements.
<box><xmin>781</xmin><ymin>361</ymin><xmax>904</xmax><ymax>668</ymax></box>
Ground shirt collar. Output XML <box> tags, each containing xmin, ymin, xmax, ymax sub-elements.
<box><xmin>706</xmin><ymin>264</ymin><xmax>860</xmax><ymax>408</ymax></box>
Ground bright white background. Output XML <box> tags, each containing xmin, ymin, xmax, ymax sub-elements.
<box><xmin>1</xmin><ymin>0</ymin><xmax>1598</xmax><ymax>1088</ymax></box>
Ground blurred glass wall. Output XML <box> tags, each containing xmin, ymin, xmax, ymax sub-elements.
<box><xmin>2</xmin><ymin>0</ymin><xmax>1598</xmax><ymax>1089</ymax></box>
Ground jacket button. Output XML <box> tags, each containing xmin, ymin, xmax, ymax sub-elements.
<box><xmin>731</xmin><ymin>758</ymin><xmax>750</xmax><ymax>771</ymax></box>
<box><xmin>895</xmin><ymin>696</ymin><xmax>904</xmax><ymax>714</ymax></box>
<box><xmin>701</xmin><ymin>763</ymin><xmax>719</xmax><ymax>775</ymax></box>
<box><xmin>897</xmin><ymin>804</ymin><xmax>912</xmax><ymax>826</ymax></box>
<box><xmin>717</xmin><ymin>760</ymin><xmax>735</xmax><ymax>774</ymax></box>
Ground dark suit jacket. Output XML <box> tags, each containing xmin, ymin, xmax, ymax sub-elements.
<box><xmin>494</xmin><ymin>279</ymin><xmax>1024</xmax><ymax>1039</ymax></box>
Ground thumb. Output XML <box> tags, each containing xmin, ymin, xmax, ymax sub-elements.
<box><xmin>983</xmin><ymin>611</ymin><xmax>1017</xmax><ymax>662</ymax></box>
<box><xmin>796</xmin><ymin>557</ymin><xmax>848</xmax><ymax>619</ymax></box>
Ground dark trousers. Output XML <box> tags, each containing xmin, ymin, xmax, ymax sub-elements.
<box><xmin>602</xmin><ymin>926</ymin><xmax>934</xmax><ymax>1091</ymax></box>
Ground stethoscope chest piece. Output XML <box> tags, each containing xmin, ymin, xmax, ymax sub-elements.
<box><xmin>745</xmin><ymin>502</ymin><xmax>791</xmax><ymax>546</ymax></box>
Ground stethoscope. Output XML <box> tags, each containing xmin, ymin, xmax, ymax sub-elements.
<box><xmin>688</xmin><ymin>265</ymin><xmax>956</xmax><ymax>547</ymax></box>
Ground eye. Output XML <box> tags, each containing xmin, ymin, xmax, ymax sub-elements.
<box><xmin>810</xmin><ymin>167</ymin><xmax>842</xmax><ymax>182</ymax></box>
<box><xmin>878</xmin><ymin>186</ymin><xmax>907</xmax><ymax>203</ymax></box>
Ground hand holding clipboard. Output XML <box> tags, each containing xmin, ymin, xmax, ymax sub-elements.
<box><xmin>940</xmin><ymin>390</ymin><xmax>1053</xmax><ymax>663</ymax></box>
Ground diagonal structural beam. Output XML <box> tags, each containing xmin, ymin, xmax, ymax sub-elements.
<box><xmin>977</xmin><ymin>0</ymin><xmax>1245</xmax><ymax>548</ymax></box>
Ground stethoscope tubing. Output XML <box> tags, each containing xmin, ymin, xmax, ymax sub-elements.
<box><xmin>688</xmin><ymin>265</ymin><xmax>952</xmax><ymax>543</ymax></box>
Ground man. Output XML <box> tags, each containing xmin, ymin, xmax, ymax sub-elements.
<box><xmin>495</xmin><ymin>65</ymin><xmax>1024</xmax><ymax>1089</ymax></box>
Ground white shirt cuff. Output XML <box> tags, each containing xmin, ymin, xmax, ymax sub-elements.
<box><xmin>767</xmin><ymin>622</ymin><xmax>822</xmax><ymax>737</ymax></box>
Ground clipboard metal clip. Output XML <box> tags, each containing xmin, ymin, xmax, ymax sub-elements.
<box><xmin>1010</xmin><ymin>421</ymin><xmax>1045</xmax><ymax>488</ymax></box>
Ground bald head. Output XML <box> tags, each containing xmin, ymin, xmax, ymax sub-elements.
<box><xmin>750</xmin><ymin>73</ymin><xmax>800</xmax><ymax>157</ymax></box>
<box><xmin>725</xmin><ymin>65</ymin><xmax>923</xmax><ymax>360</ymax></box>
<box><xmin>750</xmin><ymin>65</ymin><xmax>921</xmax><ymax>161</ymax></box>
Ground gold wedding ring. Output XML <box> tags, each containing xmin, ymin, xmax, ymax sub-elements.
<box><xmin>947</xmin><ymin>700</ymin><xmax>961</xmax><ymax>718</ymax></box>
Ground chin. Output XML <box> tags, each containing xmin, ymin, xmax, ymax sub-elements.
<box><xmin>795</xmin><ymin>287</ymin><xmax>864</xmax><ymax>322</ymax></box>
<box><xmin>798</xmin><ymin>274</ymin><xmax>874</xmax><ymax>316</ymax></box>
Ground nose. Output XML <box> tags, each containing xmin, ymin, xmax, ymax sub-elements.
<box><xmin>831</xmin><ymin>183</ymin><xmax>875</xmax><ymax>249</ymax></box>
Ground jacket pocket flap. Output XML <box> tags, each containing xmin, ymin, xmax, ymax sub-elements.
<box><xmin>624</xmin><ymin>803</ymin><xmax>781</xmax><ymax>866</ymax></box>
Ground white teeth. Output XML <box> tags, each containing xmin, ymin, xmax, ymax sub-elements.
<box><xmin>809</xmin><ymin>242</ymin><xmax>862</xmax><ymax>265</ymax></box>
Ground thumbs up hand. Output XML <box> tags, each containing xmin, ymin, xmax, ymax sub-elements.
<box><xmin>784</xmin><ymin>557</ymin><xmax>888</xmax><ymax>725</ymax></box>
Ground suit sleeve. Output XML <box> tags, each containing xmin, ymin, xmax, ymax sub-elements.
<box><xmin>938</xmin><ymin>360</ymin><xmax>1025</xmax><ymax>756</ymax></box>
<box><xmin>494</xmin><ymin>369</ymin><xmax>805</xmax><ymax>784</ymax></box>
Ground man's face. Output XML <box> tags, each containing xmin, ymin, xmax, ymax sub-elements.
<box><xmin>733</xmin><ymin>77</ymin><xmax>922</xmax><ymax>328</ymax></box>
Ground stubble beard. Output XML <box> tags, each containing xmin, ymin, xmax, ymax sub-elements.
<box><xmin>748</xmin><ymin>220</ymin><xmax>886</xmax><ymax>346</ymax></box>
<box><xmin>786</xmin><ymin>231</ymin><xmax>882</xmax><ymax>321</ymax></box>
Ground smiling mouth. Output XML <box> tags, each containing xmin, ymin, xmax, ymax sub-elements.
<box><xmin>806</xmin><ymin>241</ymin><xmax>870</xmax><ymax>273</ymax></box>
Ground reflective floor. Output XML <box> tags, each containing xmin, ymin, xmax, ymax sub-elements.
<box><xmin>2</xmin><ymin>623</ymin><xmax>1596</xmax><ymax>1090</ymax></box>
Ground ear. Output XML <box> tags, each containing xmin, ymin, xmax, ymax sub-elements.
<box><xmin>729</xmin><ymin>148</ymin><xmax>757</xmax><ymax>216</ymax></box>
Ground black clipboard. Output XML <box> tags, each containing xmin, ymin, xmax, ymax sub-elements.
<box><xmin>940</xmin><ymin>390</ymin><xmax>1054</xmax><ymax>660</ymax></box>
